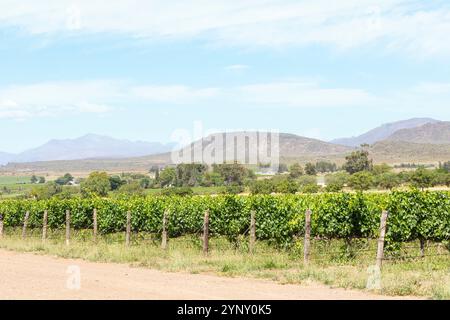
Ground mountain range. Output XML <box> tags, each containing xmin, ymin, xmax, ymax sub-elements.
<box><xmin>0</xmin><ymin>134</ymin><xmax>175</xmax><ymax>165</ymax></box>
<box><xmin>1</xmin><ymin>118</ymin><xmax>450</xmax><ymax>173</ymax></box>
<box><xmin>330</xmin><ymin>118</ymin><xmax>439</xmax><ymax>147</ymax></box>
<box><xmin>0</xmin><ymin>152</ymin><xmax>15</xmax><ymax>165</ymax></box>
<box><xmin>385</xmin><ymin>121</ymin><xmax>450</xmax><ymax>144</ymax></box>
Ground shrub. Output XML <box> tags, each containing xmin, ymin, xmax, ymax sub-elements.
<box><xmin>160</xmin><ymin>187</ymin><xmax>194</xmax><ymax>196</ymax></box>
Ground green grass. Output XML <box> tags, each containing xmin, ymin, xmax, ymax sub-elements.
<box><xmin>0</xmin><ymin>227</ymin><xmax>448</xmax><ymax>299</ymax></box>
<box><xmin>143</xmin><ymin>186</ymin><xmax>224</xmax><ymax>195</ymax></box>
<box><xmin>0</xmin><ymin>176</ymin><xmax>36</xmax><ymax>199</ymax></box>
<box><xmin>0</xmin><ymin>184</ymin><xmax>35</xmax><ymax>195</ymax></box>
<box><xmin>0</xmin><ymin>175</ymin><xmax>32</xmax><ymax>185</ymax></box>
<box><xmin>142</xmin><ymin>188</ymin><xmax>162</xmax><ymax>195</ymax></box>
<box><xmin>191</xmin><ymin>186</ymin><xmax>224</xmax><ymax>195</ymax></box>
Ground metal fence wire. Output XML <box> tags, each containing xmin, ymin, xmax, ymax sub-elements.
<box><xmin>0</xmin><ymin>208</ymin><xmax>449</xmax><ymax>265</ymax></box>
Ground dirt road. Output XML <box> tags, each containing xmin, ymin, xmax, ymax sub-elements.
<box><xmin>0</xmin><ymin>249</ymin><xmax>417</xmax><ymax>300</ymax></box>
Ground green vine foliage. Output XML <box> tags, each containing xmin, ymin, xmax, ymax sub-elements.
<box><xmin>385</xmin><ymin>190</ymin><xmax>450</xmax><ymax>250</ymax></box>
<box><xmin>0</xmin><ymin>191</ymin><xmax>449</xmax><ymax>247</ymax></box>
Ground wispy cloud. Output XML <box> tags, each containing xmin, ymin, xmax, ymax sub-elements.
<box><xmin>2</xmin><ymin>79</ymin><xmax>450</xmax><ymax>121</ymax></box>
<box><xmin>131</xmin><ymin>85</ymin><xmax>220</xmax><ymax>104</ymax></box>
<box><xmin>387</xmin><ymin>82</ymin><xmax>450</xmax><ymax>114</ymax></box>
<box><xmin>1</xmin><ymin>0</ymin><xmax>450</xmax><ymax>57</ymax></box>
<box><xmin>0</xmin><ymin>80</ymin><xmax>117</xmax><ymax>119</ymax></box>
<box><xmin>225</xmin><ymin>64</ymin><xmax>249</xmax><ymax>72</ymax></box>
<box><xmin>236</xmin><ymin>82</ymin><xmax>376</xmax><ymax>107</ymax></box>
<box><xmin>130</xmin><ymin>80</ymin><xmax>378</xmax><ymax>108</ymax></box>
<box><xmin>412</xmin><ymin>82</ymin><xmax>450</xmax><ymax>95</ymax></box>
<box><xmin>0</xmin><ymin>81</ymin><xmax>221</xmax><ymax>120</ymax></box>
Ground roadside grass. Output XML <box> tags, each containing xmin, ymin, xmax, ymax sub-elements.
<box><xmin>0</xmin><ymin>227</ymin><xmax>448</xmax><ymax>300</ymax></box>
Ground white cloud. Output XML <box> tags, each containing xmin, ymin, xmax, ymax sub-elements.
<box><xmin>75</xmin><ymin>102</ymin><xmax>111</xmax><ymax>113</ymax></box>
<box><xmin>0</xmin><ymin>109</ymin><xmax>32</xmax><ymax>119</ymax></box>
<box><xmin>386</xmin><ymin>82</ymin><xmax>450</xmax><ymax>114</ymax></box>
<box><xmin>0</xmin><ymin>80</ymin><xmax>117</xmax><ymax>119</ymax></box>
<box><xmin>236</xmin><ymin>82</ymin><xmax>376</xmax><ymax>107</ymax></box>
<box><xmin>130</xmin><ymin>81</ymin><xmax>377</xmax><ymax>108</ymax></box>
<box><xmin>0</xmin><ymin>81</ymin><xmax>221</xmax><ymax>120</ymax></box>
<box><xmin>131</xmin><ymin>85</ymin><xmax>220</xmax><ymax>104</ymax></box>
<box><xmin>0</xmin><ymin>0</ymin><xmax>450</xmax><ymax>57</ymax></box>
<box><xmin>2</xmin><ymin>79</ymin><xmax>450</xmax><ymax>121</ymax></box>
<box><xmin>66</xmin><ymin>5</ymin><xmax>82</xmax><ymax>31</ymax></box>
<box><xmin>412</xmin><ymin>82</ymin><xmax>450</xmax><ymax>95</ymax></box>
<box><xmin>0</xmin><ymin>99</ymin><xmax>18</xmax><ymax>108</ymax></box>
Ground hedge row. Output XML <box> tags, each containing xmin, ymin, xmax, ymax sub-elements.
<box><xmin>0</xmin><ymin>190</ymin><xmax>449</xmax><ymax>247</ymax></box>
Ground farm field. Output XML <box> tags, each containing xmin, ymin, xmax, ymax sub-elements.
<box><xmin>0</xmin><ymin>191</ymin><xmax>449</xmax><ymax>299</ymax></box>
<box><xmin>0</xmin><ymin>176</ymin><xmax>35</xmax><ymax>199</ymax></box>
<box><xmin>0</xmin><ymin>176</ymin><xmax>32</xmax><ymax>185</ymax></box>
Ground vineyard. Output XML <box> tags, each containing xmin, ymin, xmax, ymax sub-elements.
<box><xmin>0</xmin><ymin>189</ymin><xmax>449</xmax><ymax>254</ymax></box>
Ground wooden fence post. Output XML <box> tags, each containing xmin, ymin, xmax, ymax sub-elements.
<box><xmin>65</xmin><ymin>210</ymin><xmax>70</xmax><ymax>246</ymax></box>
<box><xmin>126</xmin><ymin>210</ymin><xmax>131</xmax><ymax>247</ymax></box>
<box><xmin>42</xmin><ymin>210</ymin><xmax>48</xmax><ymax>241</ymax></box>
<box><xmin>162</xmin><ymin>210</ymin><xmax>168</xmax><ymax>250</ymax></box>
<box><xmin>249</xmin><ymin>210</ymin><xmax>256</xmax><ymax>253</ymax></box>
<box><xmin>0</xmin><ymin>214</ymin><xmax>4</xmax><ymax>239</ymax></box>
<box><xmin>419</xmin><ymin>238</ymin><xmax>425</xmax><ymax>258</ymax></box>
<box><xmin>376</xmin><ymin>210</ymin><xmax>389</xmax><ymax>269</ymax></box>
<box><xmin>304</xmin><ymin>209</ymin><xmax>312</xmax><ymax>265</ymax></box>
<box><xmin>203</xmin><ymin>210</ymin><xmax>209</xmax><ymax>256</ymax></box>
<box><xmin>93</xmin><ymin>208</ymin><xmax>98</xmax><ymax>243</ymax></box>
<box><xmin>22</xmin><ymin>211</ymin><xmax>30</xmax><ymax>239</ymax></box>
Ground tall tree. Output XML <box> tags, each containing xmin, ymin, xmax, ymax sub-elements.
<box><xmin>149</xmin><ymin>165</ymin><xmax>160</xmax><ymax>181</ymax></box>
<box><xmin>289</xmin><ymin>163</ymin><xmax>304</xmax><ymax>178</ymax></box>
<box><xmin>277</xmin><ymin>163</ymin><xmax>289</xmax><ymax>174</ymax></box>
<box><xmin>159</xmin><ymin>167</ymin><xmax>177</xmax><ymax>187</ymax></box>
<box><xmin>80</xmin><ymin>172</ymin><xmax>111</xmax><ymax>197</ymax></box>
<box><xmin>55</xmin><ymin>173</ymin><xmax>74</xmax><ymax>185</ymax></box>
<box><xmin>213</xmin><ymin>163</ymin><xmax>252</xmax><ymax>185</ymax></box>
<box><xmin>304</xmin><ymin>163</ymin><xmax>317</xmax><ymax>175</ymax></box>
<box><xmin>343</xmin><ymin>149</ymin><xmax>373</xmax><ymax>174</ymax></box>
<box><xmin>409</xmin><ymin>166</ymin><xmax>434</xmax><ymax>190</ymax></box>
<box><xmin>176</xmin><ymin>163</ymin><xmax>208</xmax><ymax>187</ymax></box>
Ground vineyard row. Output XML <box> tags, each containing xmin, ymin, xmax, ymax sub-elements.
<box><xmin>0</xmin><ymin>190</ymin><xmax>449</xmax><ymax>251</ymax></box>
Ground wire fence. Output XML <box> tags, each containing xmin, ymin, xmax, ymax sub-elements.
<box><xmin>0</xmin><ymin>209</ymin><xmax>449</xmax><ymax>267</ymax></box>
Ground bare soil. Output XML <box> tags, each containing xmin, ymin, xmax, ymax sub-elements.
<box><xmin>0</xmin><ymin>249</ymin><xmax>419</xmax><ymax>300</ymax></box>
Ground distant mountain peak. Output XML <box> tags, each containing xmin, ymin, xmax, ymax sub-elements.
<box><xmin>176</xmin><ymin>131</ymin><xmax>353</xmax><ymax>165</ymax></box>
<box><xmin>0</xmin><ymin>134</ymin><xmax>176</xmax><ymax>164</ymax></box>
<box><xmin>79</xmin><ymin>133</ymin><xmax>106</xmax><ymax>139</ymax></box>
<box><xmin>331</xmin><ymin>118</ymin><xmax>440</xmax><ymax>147</ymax></box>
<box><xmin>385</xmin><ymin>121</ymin><xmax>450</xmax><ymax>144</ymax></box>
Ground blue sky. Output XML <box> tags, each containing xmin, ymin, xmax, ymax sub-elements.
<box><xmin>1</xmin><ymin>0</ymin><xmax>450</xmax><ymax>153</ymax></box>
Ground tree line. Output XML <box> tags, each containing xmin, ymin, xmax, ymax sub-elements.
<box><xmin>18</xmin><ymin>150</ymin><xmax>450</xmax><ymax>199</ymax></box>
